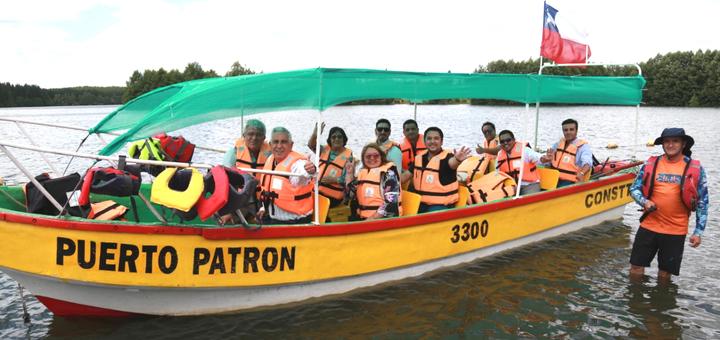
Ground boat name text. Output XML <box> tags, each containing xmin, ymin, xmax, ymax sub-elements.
<box><xmin>450</xmin><ymin>220</ymin><xmax>489</xmax><ymax>243</ymax></box>
<box><xmin>584</xmin><ymin>183</ymin><xmax>632</xmax><ymax>208</ymax></box>
<box><xmin>56</xmin><ymin>237</ymin><xmax>296</xmax><ymax>275</ymax></box>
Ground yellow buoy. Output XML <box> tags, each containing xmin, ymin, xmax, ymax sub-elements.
<box><xmin>606</xmin><ymin>143</ymin><xmax>618</xmax><ymax>149</ymax></box>
<box><xmin>646</xmin><ymin>140</ymin><xmax>655</xmax><ymax>147</ymax></box>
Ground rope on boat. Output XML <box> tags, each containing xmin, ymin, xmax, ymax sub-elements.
<box><xmin>17</xmin><ymin>283</ymin><xmax>30</xmax><ymax>324</ymax></box>
<box><xmin>61</xmin><ymin>133</ymin><xmax>91</xmax><ymax>176</ymax></box>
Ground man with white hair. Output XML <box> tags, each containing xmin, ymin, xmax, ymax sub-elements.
<box><xmin>257</xmin><ymin>127</ymin><xmax>317</xmax><ymax>224</ymax></box>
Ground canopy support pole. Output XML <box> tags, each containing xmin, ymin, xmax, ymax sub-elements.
<box><xmin>533</xmin><ymin>102</ymin><xmax>540</xmax><ymax>150</ymax></box>
<box><xmin>0</xmin><ymin>145</ymin><xmax>65</xmax><ymax>213</ymax></box>
<box><xmin>514</xmin><ymin>142</ymin><xmax>525</xmax><ymax>200</ymax></box>
<box><xmin>413</xmin><ymin>103</ymin><xmax>418</xmax><ymax>121</ymax></box>
<box><xmin>634</xmin><ymin>104</ymin><xmax>640</xmax><ymax>150</ymax></box>
<box><xmin>314</xmin><ymin>110</ymin><xmax>322</xmax><ymax>225</ymax></box>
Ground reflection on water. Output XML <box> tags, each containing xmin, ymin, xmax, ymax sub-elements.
<box><xmin>0</xmin><ymin>105</ymin><xmax>719</xmax><ymax>338</ymax></box>
<box><xmin>626</xmin><ymin>278</ymin><xmax>681</xmax><ymax>339</ymax></box>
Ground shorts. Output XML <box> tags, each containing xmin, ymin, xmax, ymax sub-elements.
<box><xmin>630</xmin><ymin>226</ymin><xmax>686</xmax><ymax>276</ymax></box>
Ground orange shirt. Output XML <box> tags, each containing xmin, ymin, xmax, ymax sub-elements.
<box><xmin>642</xmin><ymin>157</ymin><xmax>691</xmax><ymax>235</ymax></box>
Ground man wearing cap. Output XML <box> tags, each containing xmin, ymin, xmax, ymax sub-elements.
<box><xmin>629</xmin><ymin>128</ymin><xmax>709</xmax><ymax>282</ymax></box>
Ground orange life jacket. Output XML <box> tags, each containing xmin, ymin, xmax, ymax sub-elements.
<box><xmin>378</xmin><ymin>139</ymin><xmax>399</xmax><ymax>153</ymax></box>
<box><xmin>400</xmin><ymin>134</ymin><xmax>426</xmax><ymax>171</ymax></box>
<box><xmin>551</xmin><ymin>138</ymin><xmax>587</xmax><ymax>182</ymax></box>
<box><xmin>87</xmin><ymin>200</ymin><xmax>128</xmax><ymax>221</ymax></box>
<box><xmin>457</xmin><ymin>156</ymin><xmax>491</xmax><ymax>184</ymax></box>
<box><xmin>483</xmin><ymin>136</ymin><xmax>499</xmax><ymax>160</ymax></box>
<box><xmin>467</xmin><ymin>172</ymin><xmax>516</xmax><ymax>204</ymax></box>
<box><xmin>318</xmin><ymin>146</ymin><xmax>353</xmax><ymax>200</ymax></box>
<box><xmin>260</xmin><ymin>151</ymin><xmax>315</xmax><ymax>216</ymax></box>
<box><xmin>412</xmin><ymin>150</ymin><xmax>459</xmax><ymax>205</ymax></box>
<box><xmin>356</xmin><ymin>163</ymin><xmax>402</xmax><ymax>219</ymax></box>
<box><xmin>235</xmin><ymin>138</ymin><xmax>272</xmax><ymax>181</ymax></box>
<box><xmin>641</xmin><ymin>155</ymin><xmax>701</xmax><ymax>212</ymax></box>
<box><xmin>496</xmin><ymin>141</ymin><xmax>539</xmax><ymax>183</ymax></box>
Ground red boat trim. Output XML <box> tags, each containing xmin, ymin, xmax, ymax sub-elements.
<box><xmin>0</xmin><ymin>174</ymin><xmax>634</xmax><ymax>240</ymax></box>
<box><xmin>36</xmin><ymin>295</ymin><xmax>140</xmax><ymax>317</ymax></box>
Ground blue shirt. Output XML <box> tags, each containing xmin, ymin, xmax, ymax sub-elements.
<box><xmin>629</xmin><ymin>156</ymin><xmax>709</xmax><ymax>236</ymax></box>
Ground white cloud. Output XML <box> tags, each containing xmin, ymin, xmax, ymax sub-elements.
<box><xmin>1</xmin><ymin>0</ymin><xmax>718</xmax><ymax>88</ymax></box>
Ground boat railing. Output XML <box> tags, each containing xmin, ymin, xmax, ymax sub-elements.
<box><xmin>0</xmin><ymin>140</ymin><xmax>299</xmax><ymax>224</ymax></box>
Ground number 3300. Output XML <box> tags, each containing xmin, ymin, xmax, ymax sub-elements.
<box><xmin>450</xmin><ymin>220</ymin><xmax>489</xmax><ymax>243</ymax></box>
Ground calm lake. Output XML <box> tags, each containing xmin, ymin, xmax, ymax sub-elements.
<box><xmin>0</xmin><ymin>104</ymin><xmax>718</xmax><ymax>339</ymax></box>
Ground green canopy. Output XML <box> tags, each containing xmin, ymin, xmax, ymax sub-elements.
<box><xmin>94</xmin><ymin>68</ymin><xmax>645</xmax><ymax>155</ymax></box>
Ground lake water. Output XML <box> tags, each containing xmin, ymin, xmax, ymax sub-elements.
<box><xmin>0</xmin><ymin>105</ymin><xmax>718</xmax><ymax>339</ymax></box>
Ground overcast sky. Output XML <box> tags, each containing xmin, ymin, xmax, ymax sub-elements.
<box><xmin>2</xmin><ymin>0</ymin><xmax>718</xmax><ymax>88</ymax></box>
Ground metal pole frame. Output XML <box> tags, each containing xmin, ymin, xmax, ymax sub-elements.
<box><xmin>533</xmin><ymin>62</ymin><xmax>643</xmax><ymax>150</ymax></box>
<box><xmin>0</xmin><ymin>117</ymin><xmax>226</xmax><ymax>154</ymax></box>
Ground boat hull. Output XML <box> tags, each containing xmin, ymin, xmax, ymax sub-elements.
<box><xmin>0</xmin><ymin>174</ymin><xmax>635</xmax><ymax>316</ymax></box>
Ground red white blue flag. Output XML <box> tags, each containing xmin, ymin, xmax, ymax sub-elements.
<box><xmin>540</xmin><ymin>1</ymin><xmax>591</xmax><ymax>64</ymax></box>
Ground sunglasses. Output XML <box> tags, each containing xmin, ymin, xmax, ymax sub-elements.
<box><xmin>364</xmin><ymin>153</ymin><xmax>381</xmax><ymax>160</ymax></box>
<box><xmin>330</xmin><ymin>134</ymin><xmax>344</xmax><ymax>139</ymax></box>
<box><xmin>499</xmin><ymin>138</ymin><xmax>513</xmax><ymax>144</ymax></box>
<box><xmin>376</xmin><ymin>127</ymin><xmax>390</xmax><ymax>132</ymax></box>
<box><xmin>482</xmin><ymin>129</ymin><xmax>493</xmax><ymax>135</ymax></box>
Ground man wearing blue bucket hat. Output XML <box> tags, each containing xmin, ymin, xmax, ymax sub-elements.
<box><xmin>629</xmin><ymin>128</ymin><xmax>709</xmax><ymax>281</ymax></box>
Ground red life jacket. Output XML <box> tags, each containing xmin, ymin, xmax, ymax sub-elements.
<box><xmin>196</xmin><ymin>166</ymin><xmax>258</xmax><ymax>221</ymax></box>
<box><xmin>641</xmin><ymin>156</ymin><xmax>701</xmax><ymax>212</ymax></box>
<box><xmin>79</xmin><ymin>167</ymin><xmax>141</xmax><ymax>206</ymax></box>
<box><xmin>156</xmin><ymin>133</ymin><xmax>196</xmax><ymax>162</ymax></box>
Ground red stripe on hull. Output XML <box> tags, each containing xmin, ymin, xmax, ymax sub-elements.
<box><xmin>0</xmin><ymin>174</ymin><xmax>633</xmax><ymax>240</ymax></box>
<box><xmin>36</xmin><ymin>296</ymin><xmax>139</xmax><ymax>317</ymax></box>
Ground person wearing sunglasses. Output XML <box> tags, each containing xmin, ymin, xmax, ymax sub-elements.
<box><xmin>475</xmin><ymin>121</ymin><xmax>501</xmax><ymax>161</ymax></box>
<box><xmin>411</xmin><ymin>127</ymin><xmax>472</xmax><ymax>213</ymax></box>
<box><xmin>308</xmin><ymin>122</ymin><xmax>354</xmax><ymax>208</ymax></box>
<box><xmin>344</xmin><ymin>143</ymin><xmax>401</xmax><ymax>220</ymax></box>
<box><xmin>374</xmin><ymin>119</ymin><xmax>403</xmax><ymax>171</ymax></box>
<box><xmin>256</xmin><ymin>127</ymin><xmax>317</xmax><ymax>225</ymax></box>
<box><xmin>543</xmin><ymin>118</ymin><xmax>593</xmax><ymax>187</ymax></box>
<box><xmin>495</xmin><ymin>130</ymin><xmax>543</xmax><ymax>195</ymax></box>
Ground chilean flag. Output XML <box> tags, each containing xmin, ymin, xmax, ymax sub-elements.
<box><xmin>540</xmin><ymin>1</ymin><xmax>591</xmax><ymax>64</ymax></box>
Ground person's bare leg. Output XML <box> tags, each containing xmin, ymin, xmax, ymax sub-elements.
<box><xmin>657</xmin><ymin>270</ymin><xmax>672</xmax><ymax>284</ymax></box>
<box><xmin>630</xmin><ymin>265</ymin><xmax>645</xmax><ymax>283</ymax></box>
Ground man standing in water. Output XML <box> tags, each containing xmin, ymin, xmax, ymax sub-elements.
<box><xmin>629</xmin><ymin>128</ymin><xmax>709</xmax><ymax>282</ymax></box>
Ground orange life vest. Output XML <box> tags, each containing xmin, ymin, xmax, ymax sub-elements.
<box><xmin>638</xmin><ymin>156</ymin><xmax>700</xmax><ymax>235</ymax></box>
<box><xmin>318</xmin><ymin>146</ymin><xmax>353</xmax><ymax>200</ymax></box>
<box><xmin>87</xmin><ymin>200</ymin><xmax>128</xmax><ymax>221</ymax></box>
<box><xmin>551</xmin><ymin>138</ymin><xmax>587</xmax><ymax>182</ymax></box>
<box><xmin>378</xmin><ymin>139</ymin><xmax>399</xmax><ymax>153</ymax></box>
<box><xmin>412</xmin><ymin>150</ymin><xmax>459</xmax><ymax>205</ymax></box>
<box><xmin>235</xmin><ymin>138</ymin><xmax>272</xmax><ymax>181</ymax></box>
<box><xmin>356</xmin><ymin>163</ymin><xmax>402</xmax><ymax>219</ymax></box>
<box><xmin>496</xmin><ymin>141</ymin><xmax>539</xmax><ymax>184</ymax></box>
<box><xmin>457</xmin><ymin>156</ymin><xmax>491</xmax><ymax>184</ymax></box>
<box><xmin>641</xmin><ymin>155</ymin><xmax>701</xmax><ymax>212</ymax></box>
<box><xmin>260</xmin><ymin>151</ymin><xmax>314</xmax><ymax>216</ymax></box>
<box><xmin>400</xmin><ymin>134</ymin><xmax>426</xmax><ymax>171</ymax></box>
<box><xmin>483</xmin><ymin>136</ymin><xmax>499</xmax><ymax>160</ymax></box>
<box><xmin>467</xmin><ymin>172</ymin><xmax>516</xmax><ymax>204</ymax></box>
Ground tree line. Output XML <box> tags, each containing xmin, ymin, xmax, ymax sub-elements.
<box><xmin>1</xmin><ymin>51</ymin><xmax>717</xmax><ymax>108</ymax></box>
<box><xmin>0</xmin><ymin>84</ymin><xmax>124</xmax><ymax>107</ymax></box>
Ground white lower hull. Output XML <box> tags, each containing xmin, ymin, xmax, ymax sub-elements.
<box><xmin>2</xmin><ymin>206</ymin><xmax>624</xmax><ymax>315</ymax></box>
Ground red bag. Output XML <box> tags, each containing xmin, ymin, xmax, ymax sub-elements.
<box><xmin>156</xmin><ymin>133</ymin><xmax>195</xmax><ymax>163</ymax></box>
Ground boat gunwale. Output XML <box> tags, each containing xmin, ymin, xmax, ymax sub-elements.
<box><xmin>0</xmin><ymin>173</ymin><xmax>634</xmax><ymax>240</ymax></box>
